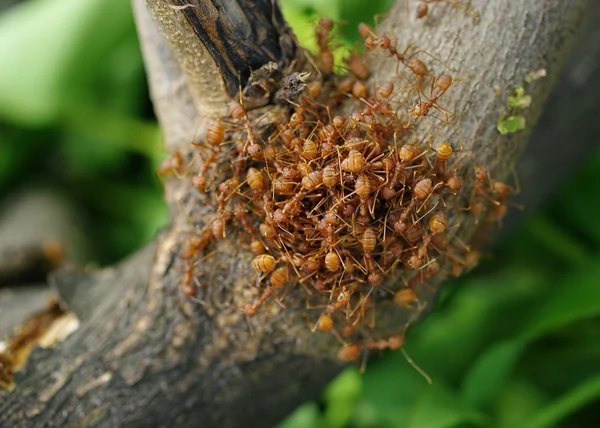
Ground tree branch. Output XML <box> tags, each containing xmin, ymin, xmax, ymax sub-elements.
<box><xmin>0</xmin><ymin>1</ymin><xmax>592</xmax><ymax>427</ymax></box>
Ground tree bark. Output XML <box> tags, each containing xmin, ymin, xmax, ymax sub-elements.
<box><xmin>0</xmin><ymin>1</ymin><xmax>592</xmax><ymax>427</ymax></box>
<box><xmin>503</xmin><ymin>2</ymin><xmax>600</xmax><ymax>234</ymax></box>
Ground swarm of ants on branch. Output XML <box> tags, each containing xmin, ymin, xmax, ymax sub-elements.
<box><xmin>158</xmin><ymin>11</ymin><xmax>513</xmax><ymax>363</ymax></box>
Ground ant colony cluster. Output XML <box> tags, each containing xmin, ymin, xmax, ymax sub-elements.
<box><xmin>165</xmin><ymin>15</ymin><xmax>514</xmax><ymax>362</ymax></box>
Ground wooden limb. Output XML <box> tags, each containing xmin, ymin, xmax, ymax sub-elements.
<box><xmin>143</xmin><ymin>0</ymin><xmax>301</xmax><ymax>116</ymax></box>
<box><xmin>168</xmin><ymin>0</ymin><xmax>298</xmax><ymax>100</ymax></box>
<box><xmin>0</xmin><ymin>1</ymin><xmax>593</xmax><ymax>427</ymax></box>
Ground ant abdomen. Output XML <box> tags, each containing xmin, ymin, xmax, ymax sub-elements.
<box><xmin>252</xmin><ymin>254</ymin><xmax>276</xmax><ymax>273</ymax></box>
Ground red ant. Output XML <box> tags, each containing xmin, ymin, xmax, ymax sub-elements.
<box><xmin>402</xmin><ymin>73</ymin><xmax>455</xmax><ymax>127</ymax></box>
<box><xmin>415</xmin><ymin>1</ymin><xmax>480</xmax><ymax>24</ymax></box>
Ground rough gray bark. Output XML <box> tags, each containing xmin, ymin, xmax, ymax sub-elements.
<box><xmin>0</xmin><ymin>1</ymin><xmax>592</xmax><ymax>427</ymax></box>
<box><xmin>505</xmin><ymin>2</ymin><xmax>600</xmax><ymax>233</ymax></box>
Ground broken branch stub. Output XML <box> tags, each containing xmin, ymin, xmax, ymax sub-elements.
<box><xmin>145</xmin><ymin>0</ymin><xmax>301</xmax><ymax>112</ymax></box>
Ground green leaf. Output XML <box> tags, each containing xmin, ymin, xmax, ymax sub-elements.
<box><xmin>495</xmin><ymin>380</ymin><xmax>548</xmax><ymax>428</ymax></box>
<box><xmin>497</xmin><ymin>115</ymin><xmax>526</xmax><ymax>135</ymax></box>
<box><xmin>285</xmin><ymin>0</ymin><xmax>341</xmax><ymax>20</ymax></box>
<box><xmin>507</xmin><ymin>87</ymin><xmax>532</xmax><ymax>108</ymax></box>
<box><xmin>361</xmin><ymin>352</ymin><xmax>431</xmax><ymax>427</ymax></box>
<box><xmin>279</xmin><ymin>0</ymin><xmax>320</xmax><ymax>52</ymax></box>
<box><xmin>406</xmin><ymin>269</ymin><xmax>542</xmax><ymax>383</ymax></box>
<box><xmin>337</xmin><ymin>0</ymin><xmax>394</xmax><ymax>45</ymax></box>
<box><xmin>460</xmin><ymin>259</ymin><xmax>600</xmax><ymax>411</ymax></box>
<box><xmin>65</xmin><ymin>104</ymin><xmax>162</xmax><ymax>156</ymax></box>
<box><xmin>525</xmin><ymin>216</ymin><xmax>589</xmax><ymax>267</ymax></box>
<box><xmin>0</xmin><ymin>0</ymin><xmax>136</xmax><ymax>125</ymax></box>
<box><xmin>278</xmin><ymin>402</ymin><xmax>322</xmax><ymax>428</ymax></box>
<box><xmin>323</xmin><ymin>368</ymin><xmax>363</xmax><ymax>428</ymax></box>
<box><xmin>521</xmin><ymin>260</ymin><xmax>600</xmax><ymax>341</ymax></box>
<box><xmin>350</xmin><ymin>399</ymin><xmax>384</xmax><ymax>427</ymax></box>
<box><xmin>516</xmin><ymin>373</ymin><xmax>600</xmax><ymax>428</ymax></box>
<box><xmin>461</xmin><ymin>340</ymin><xmax>526</xmax><ymax>408</ymax></box>
<box><xmin>0</xmin><ymin>0</ymin><xmax>86</xmax><ymax>123</ymax></box>
<box><xmin>408</xmin><ymin>382</ymin><xmax>488</xmax><ymax>428</ymax></box>
<box><xmin>548</xmin><ymin>148</ymin><xmax>600</xmax><ymax>246</ymax></box>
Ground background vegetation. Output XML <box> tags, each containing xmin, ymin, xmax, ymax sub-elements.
<box><xmin>0</xmin><ymin>0</ymin><xmax>598</xmax><ymax>426</ymax></box>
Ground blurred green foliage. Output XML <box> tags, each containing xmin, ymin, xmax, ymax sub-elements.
<box><xmin>0</xmin><ymin>0</ymin><xmax>599</xmax><ymax>426</ymax></box>
<box><xmin>0</xmin><ymin>0</ymin><xmax>166</xmax><ymax>263</ymax></box>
